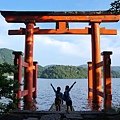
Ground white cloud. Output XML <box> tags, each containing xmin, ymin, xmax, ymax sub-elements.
<box><xmin>33</xmin><ymin>35</ymin><xmax>92</xmax><ymax>66</ymax></box>
<box><xmin>101</xmin><ymin>30</ymin><xmax>120</xmax><ymax>66</ymax></box>
<box><xmin>35</xmin><ymin>35</ymin><xmax>91</xmax><ymax>58</ymax></box>
<box><xmin>0</xmin><ymin>15</ymin><xmax>26</xmax><ymax>52</ymax></box>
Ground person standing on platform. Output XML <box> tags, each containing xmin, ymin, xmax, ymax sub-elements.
<box><xmin>50</xmin><ymin>83</ymin><xmax>63</xmax><ymax>111</ymax></box>
<box><xmin>63</xmin><ymin>81</ymin><xmax>76</xmax><ymax>112</ymax></box>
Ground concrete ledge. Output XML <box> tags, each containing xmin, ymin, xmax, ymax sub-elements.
<box><xmin>1</xmin><ymin>109</ymin><xmax>120</xmax><ymax>120</ymax></box>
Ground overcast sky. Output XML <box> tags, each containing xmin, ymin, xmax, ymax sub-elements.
<box><xmin>0</xmin><ymin>0</ymin><xmax>120</xmax><ymax>67</ymax></box>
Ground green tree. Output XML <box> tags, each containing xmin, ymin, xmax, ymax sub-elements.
<box><xmin>0</xmin><ymin>63</ymin><xmax>20</xmax><ymax>114</ymax></box>
<box><xmin>109</xmin><ymin>0</ymin><xmax>120</xmax><ymax>13</ymax></box>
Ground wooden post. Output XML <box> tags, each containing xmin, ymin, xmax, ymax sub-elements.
<box><xmin>88</xmin><ymin>62</ymin><xmax>92</xmax><ymax>100</ymax></box>
<box><xmin>101</xmin><ymin>51</ymin><xmax>112</xmax><ymax>109</ymax></box>
<box><xmin>33</xmin><ymin>62</ymin><xmax>38</xmax><ymax>99</ymax></box>
<box><xmin>12</xmin><ymin>51</ymin><xmax>23</xmax><ymax>109</ymax></box>
<box><xmin>91</xmin><ymin>21</ymin><xmax>102</xmax><ymax>106</ymax></box>
<box><xmin>24</xmin><ymin>22</ymin><xmax>35</xmax><ymax>103</ymax></box>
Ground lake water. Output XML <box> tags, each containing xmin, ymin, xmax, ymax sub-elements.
<box><xmin>36</xmin><ymin>78</ymin><xmax>120</xmax><ymax>111</ymax></box>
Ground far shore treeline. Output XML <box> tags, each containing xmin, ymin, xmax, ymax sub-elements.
<box><xmin>1</xmin><ymin>48</ymin><xmax>120</xmax><ymax>79</ymax></box>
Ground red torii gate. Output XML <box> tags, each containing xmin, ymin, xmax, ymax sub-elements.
<box><xmin>1</xmin><ymin>11</ymin><xmax>119</xmax><ymax>109</ymax></box>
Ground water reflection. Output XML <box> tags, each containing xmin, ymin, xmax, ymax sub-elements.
<box><xmin>23</xmin><ymin>98</ymin><xmax>102</xmax><ymax>111</ymax></box>
<box><xmin>87</xmin><ymin>98</ymin><xmax>102</xmax><ymax>110</ymax></box>
<box><xmin>21</xmin><ymin>78</ymin><xmax>120</xmax><ymax>111</ymax></box>
<box><xmin>23</xmin><ymin>99</ymin><xmax>38</xmax><ymax>110</ymax></box>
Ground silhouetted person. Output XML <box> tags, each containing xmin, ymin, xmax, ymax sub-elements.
<box><xmin>50</xmin><ymin>83</ymin><xmax>63</xmax><ymax>111</ymax></box>
<box><xmin>64</xmin><ymin>81</ymin><xmax>76</xmax><ymax>112</ymax></box>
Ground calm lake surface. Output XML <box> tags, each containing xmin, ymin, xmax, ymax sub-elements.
<box><xmin>36</xmin><ymin>78</ymin><xmax>120</xmax><ymax>111</ymax></box>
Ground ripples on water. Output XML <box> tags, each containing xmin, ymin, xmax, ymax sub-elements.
<box><xmin>112</xmin><ymin>78</ymin><xmax>120</xmax><ymax>108</ymax></box>
<box><xmin>1</xmin><ymin>78</ymin><xmax>119</xmax><ymax>111</ymax></box>
<box><xmin>36</xmin><ymin>78</ymin><xmax>120</xmax><ymax>111</ymax></box>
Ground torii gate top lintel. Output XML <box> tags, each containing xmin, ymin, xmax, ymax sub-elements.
<box><xmin>1</xmin><ymin>10</ymin><xmax>120</xmax><ymax>23</ymax></box>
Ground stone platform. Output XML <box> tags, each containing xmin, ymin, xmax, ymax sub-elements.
<box><xmin>0</xmin><ymin>109</ymin><xmax>120</xmax><ymax>120</ymax></box>
<box><xmin>49</xmin><ymin>103</ymin><xmax>74</xmax><ymax>111</ymax></box>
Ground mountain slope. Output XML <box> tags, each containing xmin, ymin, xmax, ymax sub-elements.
<box><xmin>1</xmin><ymin>48</ymin><xmax>120</xmax><ymax>78</ymax></box>
<box><xmin>0</xmin><ymin>48</ymin><xmax>14</xmax><ymax>64</ymax></box>
<box><xmin>111</xmin><ymin>66</ymin><xmax>120</xmax><ymax>72</ymax></box>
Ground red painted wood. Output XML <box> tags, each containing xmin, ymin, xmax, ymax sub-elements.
<box><xmin>101</xmin><ymin>51</ymin><xmax>112</xmax><ymax>109</ymax></box>
<box><xmin>91</xmin><ymin>22</ymin><xmax>102</xmax><ymax>105</ymax></box>
<box><xmin>33</xmin><ymin>62</ymin><xmax>38</xmax><ymax>99</ymax></box>
<box><xmin>24</xmin><ymin>22</ymin><xmax>35</xmax><ymax>103</ymax></box>
<box><xmin>88</xmin><ymin>62</ymin><xmax>92</xmax><ymax>100</ymax></box>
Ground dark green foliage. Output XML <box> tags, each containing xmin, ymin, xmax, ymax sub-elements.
<box><xmin>38</xmin><ymin>65</ymin><xmax>45</xmax><ymax>77</ymax></box>
<box><xmin>40</xmin><ymin>65</ymin><xmax>88</xmax><ymax>79</ymax></box>
<box><xmin>109</xmin><ymin>0</ymin><xmax>120</xmax><ymax>13</ymax></box>
<box><xmin>0</xmin><ymin>63</ymin><xmax>21</xmax><ymax>114</ymax></box>
<box><xmin>40</xmin><ymin>65</ymin><xmax>120</xmax><ymax>79</ymax></box>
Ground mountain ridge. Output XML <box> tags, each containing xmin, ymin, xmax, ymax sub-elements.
<box><xmin>0</xmin><ymin>48</ymin><xmax>120</xmax><ymax>78</ymax></box>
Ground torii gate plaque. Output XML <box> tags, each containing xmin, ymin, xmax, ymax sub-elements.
<box><xmin>1</xmin><ymin>11</ymin><xmax>119</xmax><ymax>109</ymax></box>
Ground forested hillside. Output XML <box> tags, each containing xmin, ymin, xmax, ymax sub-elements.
<box><xmin>40</xmin><ymin>65</ymin><xmax>88</xmax><ymax>79</ymax></box>
<box><xmin>40</xmin><ymin>65</ymin><xmax>120</xmax><ymax>78</ymax></box>
<box><xmin>1</xmin><ymin>48</ymin><xmax>120</xmax><ymax>78</ymax></box>
<box><xmin>0</xmin><ymin>48</ymin><xmax>44</xmax><ymax>77</ymax></box>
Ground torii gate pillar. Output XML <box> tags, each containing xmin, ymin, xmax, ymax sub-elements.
<box><xmin>24</xmin><ymin>22</ymin><xmax>35</xmax><ymax>102</ymax></box>
<box><xmin>91</xmin><ymin>21</ymin><xmax>102</xmax><ymax>105</ymax></box>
